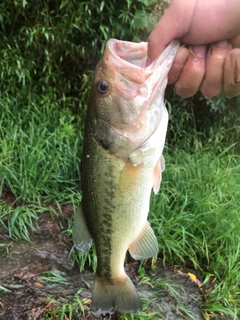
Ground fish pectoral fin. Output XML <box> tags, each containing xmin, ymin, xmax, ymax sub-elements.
<box><xmin>129</xmin><ymin>222</ymin><xmax>158</xmax><ymax>260</ymax></box>
<box><xmin>153</xmin><ymin>155</ymin><xmax>165</xmax><ymax>194</ymax></box>
<box><xmin>73</xmin><ymin>204</ymin><xmax>93</xmax><ymax>253</ymax></box>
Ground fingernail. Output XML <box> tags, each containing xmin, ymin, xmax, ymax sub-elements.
<box><xmin>230</xmin><ymin>54</ymin><xmax>237</xmax><ymax>70</ymax></box>
<box><xmin>230</xmin><ymin>51</ymin><xmax>240</xmax><ymax>82</ymax></box>
<box><xmin>216</xmin><ymin>40</ymin><xmax>229</xmax><ymax>47</ymax></box>
<box><xmin>191</xmin><ymin>45</ymin><xmax>206</xmax><ymax>58</ymax></box>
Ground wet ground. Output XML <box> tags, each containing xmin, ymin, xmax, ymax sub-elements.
<box><xmin>0</xmin><ymin>195</ymin><xmax>206</xmax><ymax>319</ymax></box>
<box><xmin>0</xmin><ymin>207</ymin><xmax>205</xmax><ymax>320</ymax></box>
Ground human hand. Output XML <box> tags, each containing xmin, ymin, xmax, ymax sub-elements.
<box><xmin>148</xmin><ymin>0</ymin><xmax>240</xmax><ymax>98</ymax></box>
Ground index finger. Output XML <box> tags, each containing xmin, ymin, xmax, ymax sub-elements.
<box><xmin>147</xmin><ymin>1</ymin><xmax>195</xmax><ymax>62</ymax></box>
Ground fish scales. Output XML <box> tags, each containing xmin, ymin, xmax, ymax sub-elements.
<box><xmin>73</xmin><ymin>39</ymin><xmax>179</xmax><ymax>313</ymax></box>
<box><xmin>81</xmin><ymin>133</ymin><xmax>151</xmax><ymax>278</ymax></box>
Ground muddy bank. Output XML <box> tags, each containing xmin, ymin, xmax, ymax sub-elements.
<box><xmin>0</xmin><ymin>207</ymin><xmax>205</xmax><ymax>319</ymax></box>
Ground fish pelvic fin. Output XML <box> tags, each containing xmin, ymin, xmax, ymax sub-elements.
<box><xmin>73</xmin><ymin>204</ymin><xmax>93</xmax><ymax>253</ymax></box>
<box><xmin>92</xmin><ymin>274</ymin><xmax>142</xmax><ymax>313</ymax></box>
<box><xmin>153</xmin><ymin>155</ymin><xmax>165</xmax><ymax>194</ymax></box>
<box><xmin>129</xmin><ymin>222</ymin><xmax>158</xmax><ymax>260</ymax></box>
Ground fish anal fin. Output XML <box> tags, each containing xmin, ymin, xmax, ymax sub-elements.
<box><xmin>92</xmin><ymin>274</ymin><xmax>142</xmax><ymax>313</ymax></box>
<box><xmin>73</xmin><ymin>204</ymin><xmax>93</xmax><ymax>253</ymax></box>
<box><xmin>129</xmin><ymin>222</ymin><xmax>158</xmax><ymax>260</ymax></box>
<box><xmin>153</xmin><ymin>155</ymin><xmax>165</xmax><ymax>194</ymax></box>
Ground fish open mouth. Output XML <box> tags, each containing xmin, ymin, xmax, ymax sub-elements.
<box><xmin>102</xmin><ymin>39</ymin><xmax>179</xmax><ymax>101</ymax></box>
<box><xmin>106</xmin><ymin>39</ymin><xmax>179</xmax><ymax>78</ymax></box>
<box><xmin>108</xmin><ymin>40</ymin><xmax>148</xmax><ymax>68</ymax></box>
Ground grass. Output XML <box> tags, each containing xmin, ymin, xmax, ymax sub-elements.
<box><xmin>151</xmin><ymin>146</ymin><xmax>240</xmax><ymax>319</ymax></box>
<box><xmin>151</xmin><ymin>145</ymin><xmax>240</xmax><ymax>268</ymax></box>
<box><xmin>41</xmin><ymin>288</ymin><xmax>89</xmax><ymax>320</ymax></box>
<box><xmin>70</xmin><ymin>242</ymin><xmax>98</xmax><ymax>273</ymax></box>
<box><xmin>0</xmin><ymin>94</ymin><xmax>240</xmax><ymax>319</ymax></box>
<box><xmin>40</xmin><ymin>271</ymin><xmax>69</xmax><ymax>285</ymax></box>
<box><xmin>0</xmin><ymin>285</ymin><xmax>11</xmax><ymax>293</ymax></box>
<box><xmin>0</xmin><ymin>94</ymin><xmax>83</xmax><ymax>206</ymax></box>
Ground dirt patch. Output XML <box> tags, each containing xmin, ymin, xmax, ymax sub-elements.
<box><xmin>0</xmin><ymin>203</ymin><xmax>206</xmax><ymax>319</ymax></box>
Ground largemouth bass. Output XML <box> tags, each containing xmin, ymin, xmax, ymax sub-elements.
<box><xmin>73</xmin><ymin>39</ymin><xmax>179</xmax><ymax>313</ymax></box>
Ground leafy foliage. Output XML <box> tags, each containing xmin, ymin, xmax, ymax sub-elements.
<box><xmin>165</xmin><ymin>88</ymin><xmax>240</xmax><ymax>152</ymax></box>
<box><xmin>0</xmin><ymin>0</ymin><xmax>157</xmax><ymax>112</ymax></box>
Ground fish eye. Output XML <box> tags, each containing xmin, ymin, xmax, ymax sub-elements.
<box><xmin>96</xmin><ymin>80</ymin><xmax>109</xmax><ymax>95</ymax></box>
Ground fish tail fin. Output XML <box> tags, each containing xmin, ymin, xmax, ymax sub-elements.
<box><xmin>92</xmin><ymin>274</ymin><xmax>142</xmax><ymax>313</ymax></box>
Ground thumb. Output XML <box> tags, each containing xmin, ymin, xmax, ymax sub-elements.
<box><xmin>147</xmin><ymin>0</ymin><xmax>196</xmax><ymax>62</ymax></box>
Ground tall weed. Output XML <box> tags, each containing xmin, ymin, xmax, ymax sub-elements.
<box><xmin>0</xmin><ymin>95</ymin><xmax>82</xmax><ymax>204</ymax></box>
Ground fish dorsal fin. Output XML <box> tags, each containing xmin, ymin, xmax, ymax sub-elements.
<box><xmin>153</xmin><ymin>155</ymin><xmax>165</xmax><ymax>194</ymax></box>
<box><xmin>128</xmin><ymin>222</ymin><xmax>158</xmax><ymax>260</ymax></box>
<box><xmin>73</xmin><ymin>204</ymin><xmax>93</xmax><ymax>253</ymax></box>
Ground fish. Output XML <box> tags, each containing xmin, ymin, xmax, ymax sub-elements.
<box><xmin>73</xmin><ymin>38</ymin><xmax>179</xmax><ymax>313</ymax></box>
